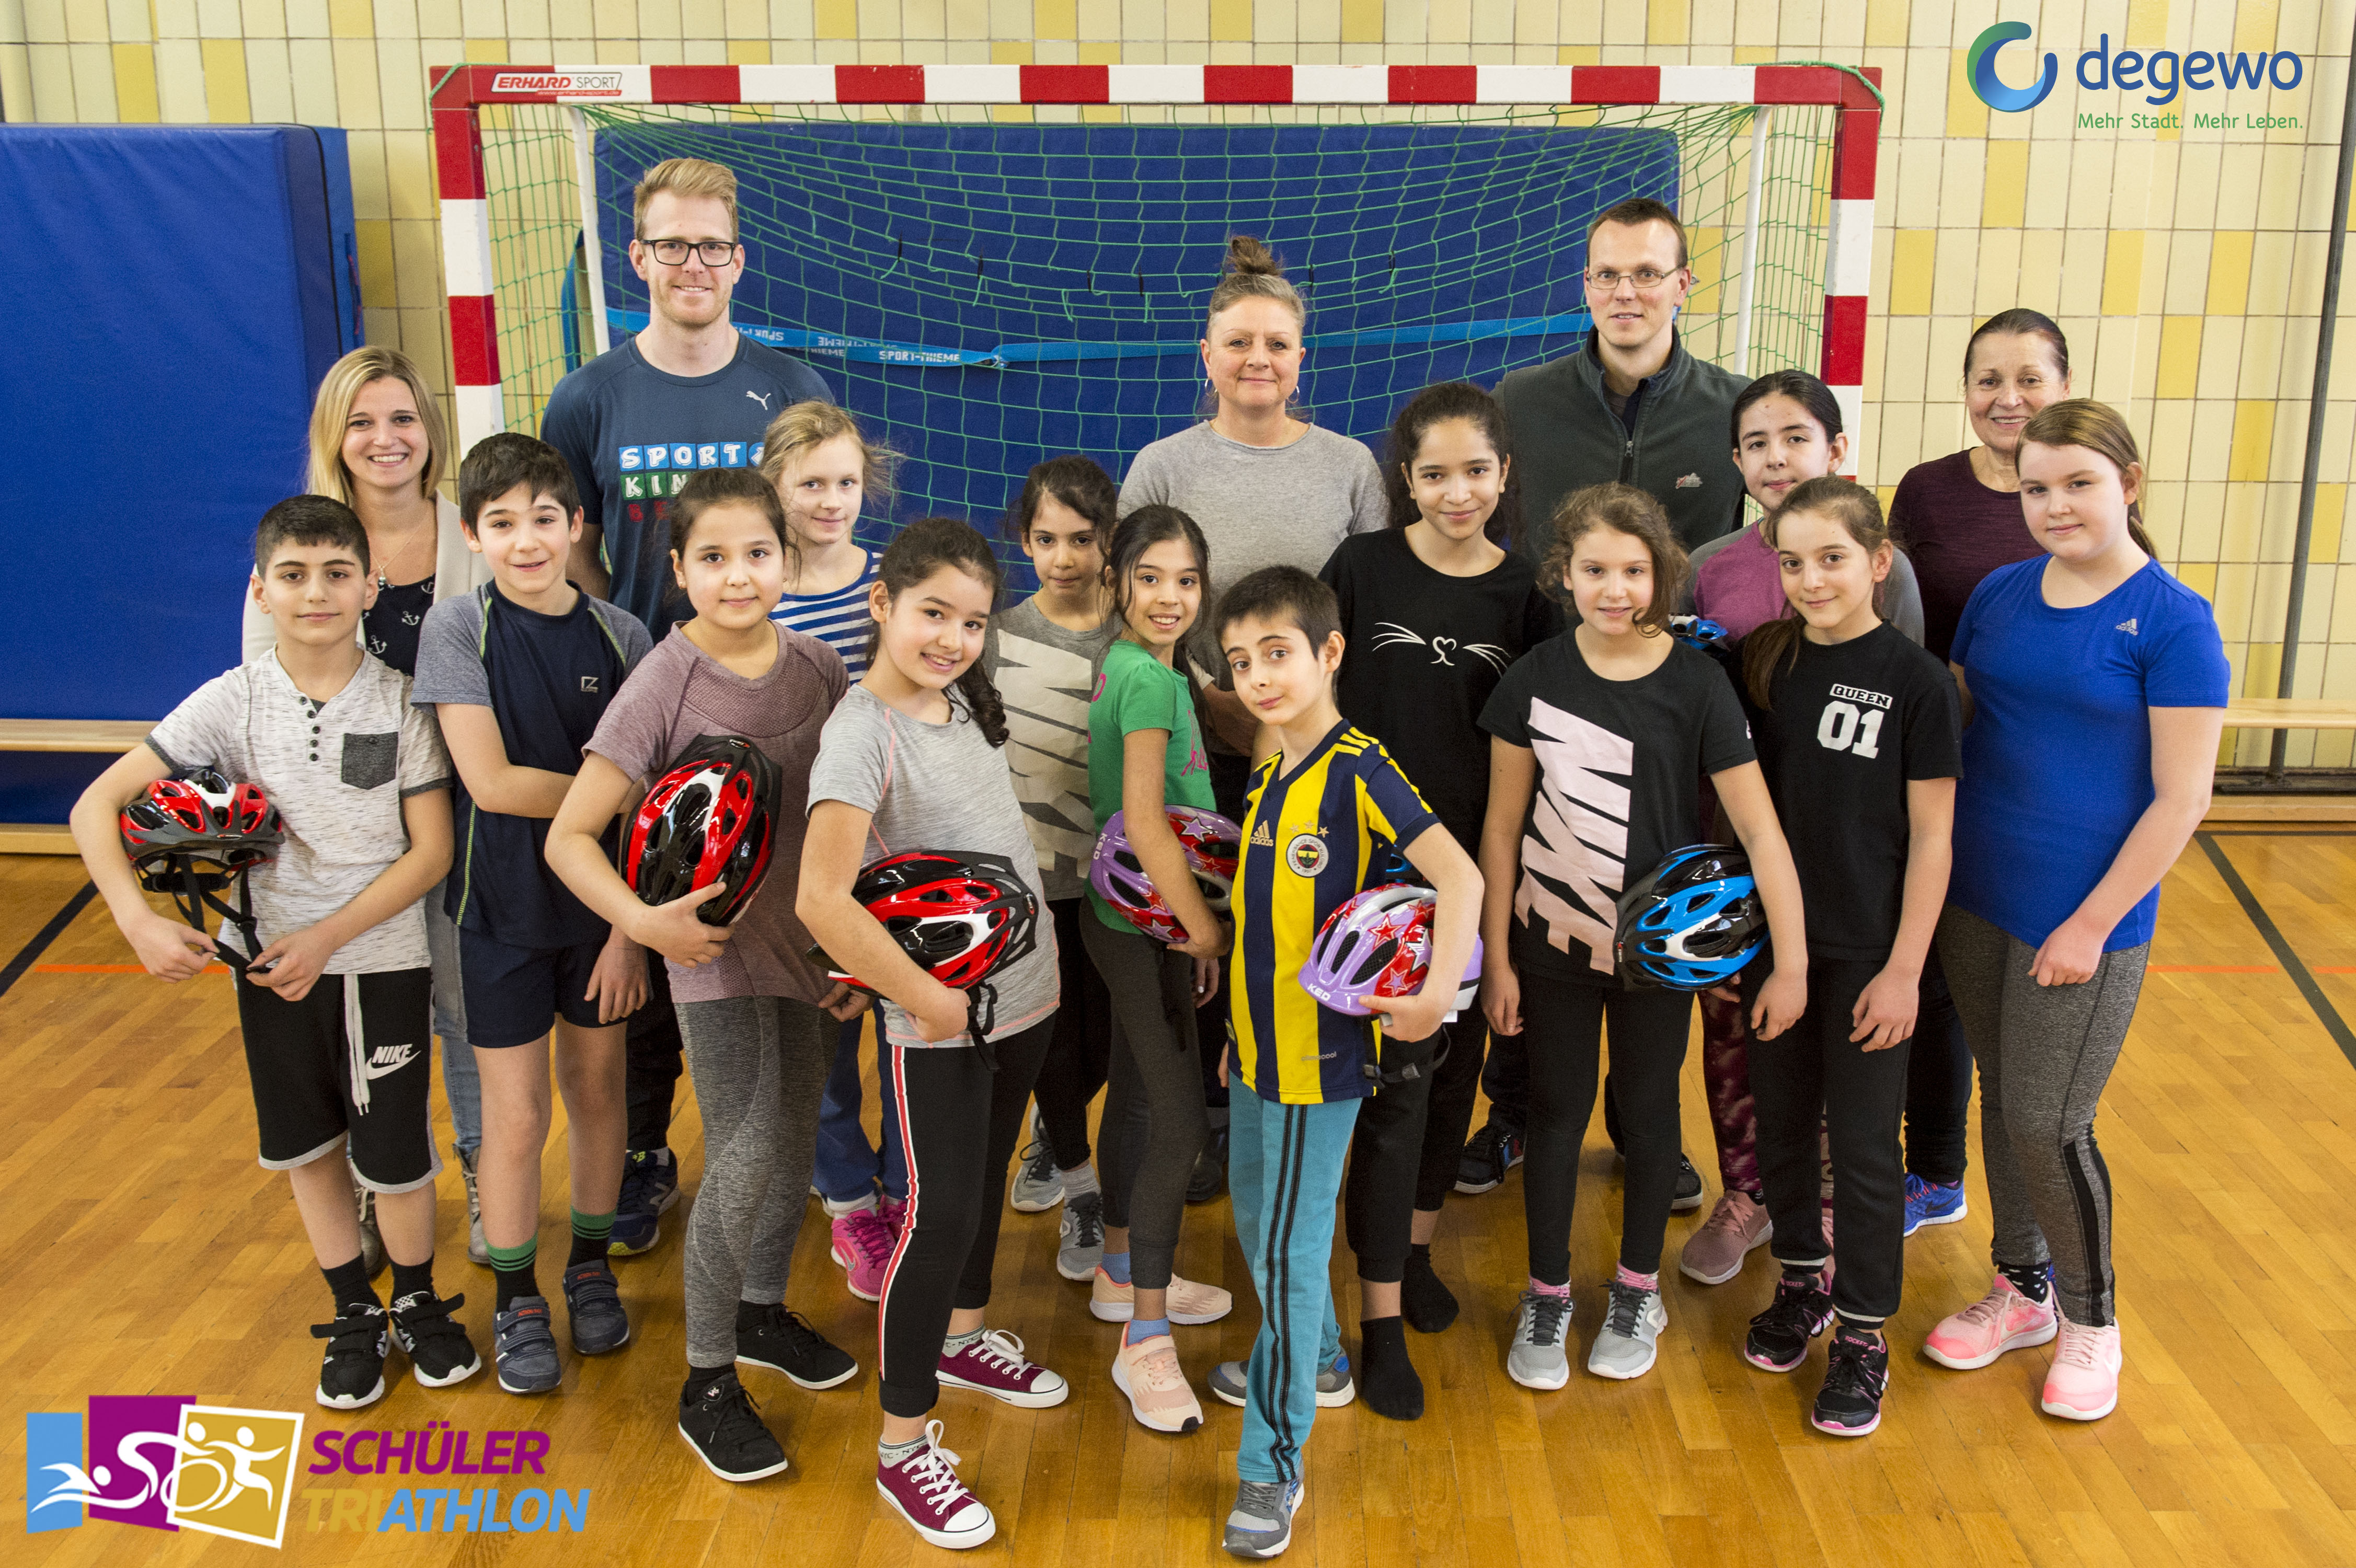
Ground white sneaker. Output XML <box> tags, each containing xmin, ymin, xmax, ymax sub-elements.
<box><xmin>1586</xmin><ymin>1281</ymin><xmax>1668</xmax><ymax>1380</ymax></box>
<box><xmin>1505</xmin><ymin>1290</ymin><xmax>1572</xmax><ymax>1390</ymax></box>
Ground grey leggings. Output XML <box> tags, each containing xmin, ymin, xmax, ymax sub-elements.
<box><xmin>1936</xmin><ymin>905</ymin><xmax>2148</xmax><ymax>1327</ymax></box>
<box><xmin>1080</xmin><ymin>915</ymin><xmax>1208</xmax><ymax>1293</ymax></box>
<box><xmin>675</xmin><ymin>994</ymin><xmax>830</xmax><ymax>1367</ymax></box>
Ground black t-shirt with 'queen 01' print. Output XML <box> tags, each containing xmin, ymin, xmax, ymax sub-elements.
<box><xmin>1320</xmin><ymin>528</ymin><xmax>1564</xmax><ymax>852</ymax></box>
<box><xmin>1742</xmin><ymin>622</ymin><xmax>1962</xmax><ymax>963</ymax></box>
<box><xmin>1478</xmin><ymin>631</ymin><xmax>1754</xmax><ymax>987</ymax></box>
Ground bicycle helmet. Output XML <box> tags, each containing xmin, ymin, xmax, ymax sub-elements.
<box><xmin>1087</xmin><ymin>805</ymin><xmax>1243</xmax><ymax>944</ymax></box>
<box><xmin>1298</xmin><ymin>883</ymin><xmax>1484</xmax><ymax>1019</ymax></box>
<box><xmin>1668</xmin><ymin>614</ymin><xmax>1736</xmax><ymax>667</ymax></box>
<box><xmin>625</xmin><ymin>735</ymin><xmax>780</xmax><ymax>927</ymax></box>
<box><xmin>811</xmin><ymin>849</ymin><xmax>1040</xmax><ymax>996</ymax></box>
<box><xmin>1614</xmin><ymin>844</ymin><xmax>1766</xmax><ymax>990</ymax></box>
<box><xmin>119</xmin><ymin>769</ymin><xmax>283</xmax><ymax>942</ymax></box>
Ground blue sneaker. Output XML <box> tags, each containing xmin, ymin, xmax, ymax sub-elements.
<box><xmin>1902</xmin><ymin>1175</ymin><xmax>1968</xmax><ymax>1238</ymax></box>
<box><xmin>610</xmin><ymin>1148</ymin><xmax>680</xmax><ymax>1256</ymax></box>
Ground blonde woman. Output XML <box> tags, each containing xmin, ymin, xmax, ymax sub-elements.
<box><xmin>249</xmin><ymin>344</ymin><xmax>493</xmax><ymax>1272</ymax></box>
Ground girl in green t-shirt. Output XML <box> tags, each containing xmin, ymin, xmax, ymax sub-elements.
<box><xmin>1082</xmin><ymin>503</ymin><xmax>1236</xmax><ymax>1435</ymax></box>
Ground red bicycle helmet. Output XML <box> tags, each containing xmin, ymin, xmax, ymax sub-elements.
<box><xmin>625</xmin><ymin>735</ymin><xmax>780</xmax><ymax>927</ymax></box>
<box><xmin>812</xmin><ymin>849</ymin><xmax>1039</xmax><ymax>995</ymax></box>
<box><xmin>119</xmin><ymin>769</ymin><xmax>283</xmax><ymax>941</ymax></box>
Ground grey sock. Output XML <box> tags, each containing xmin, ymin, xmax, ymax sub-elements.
<box><xmin>944</xmin><ymin>1325</ymin><xmax>985</xmax><ymax>1357</ymax></box>
<box><xmin>879</xmin><ymin>1435</ymin><xmax>925</xmax><ymax>1467</ymax></box>
<box><xmin>1060</xmin><ymin>1162</ymin><xmax>1100</xmax><ymax>1198</ymax></box>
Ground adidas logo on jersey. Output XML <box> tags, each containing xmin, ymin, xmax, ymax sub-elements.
<box><xmin>2116</xmin><ymin>618</ymin><xmax>2139</xmax><ymax>635</ymax></box>
<box><xmin>1249</xmin><ymin>821</ymin><xmax>1275</xmax><ymax>848</ymax></box>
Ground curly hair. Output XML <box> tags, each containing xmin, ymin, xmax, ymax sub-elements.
<box><xmin>1539</xmin><ymin>483</ymin><xmax>1687</xmax><ymax>637</ymax></box>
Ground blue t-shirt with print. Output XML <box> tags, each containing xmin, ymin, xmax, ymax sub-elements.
<box><xmin>541</xmin><ymin>336</ymin><xmax>829</xmax><ymax>640</ymax></box>
<box><xmin>1948</xmin><ymin>557</ymin><xmax>2229</xmax><ymax>953</ymax></box>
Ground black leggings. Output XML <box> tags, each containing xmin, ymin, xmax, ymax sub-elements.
<box><xmin>876</xmin><ymin>1018</ymin><xmax>1054</xmax><ymax>1419</ymax></box>
<box><xmin>1082</xmin><ymin>917</ymin><xmax>1208</xmax><ymax>1292</ymax></box>
<box><xmin>1033</xmin><ymin>898</ymin><xmax>1113</xmax><ymax>1170</ymax></box>
<box><xmin>1344</xmin><ymin>1013</ymin><xmax>1485</xmax><ymax>1281</ymax></box>
<box><xmin>1902</xmin><ymin>942</ymin><xmax>1973</xmax><ymax>1184</ymax></box>
<box><xmin>1746</xmin><ymin>958</ymin><xmax>1910</xmax><ymax>1321</ymax></box>
<box><xmin>1521</xmin><ymin>973</ymin><xmax>1693</xmax><ymax>1284</ymax></box>
<box><xmin>624</xmin><ymin>960</ymin><xmax>684</xmax><ymax>1151</ymax></box>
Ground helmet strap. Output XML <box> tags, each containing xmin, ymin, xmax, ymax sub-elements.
<box><xmin>967</xmin><ymin>984</ymin><xmax>999</xmax><ymax>1073</ymax></box>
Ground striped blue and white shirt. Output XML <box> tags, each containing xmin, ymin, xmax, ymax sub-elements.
<box><xmin>770</xmin><ymin>551</ymin><xmax>878</xmax><ymax>679</ymax></box>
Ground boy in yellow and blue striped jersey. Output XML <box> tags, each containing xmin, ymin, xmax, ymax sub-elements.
<box><xmin>1208</xmin><ymin>566</ymin><xmax>1482</xmax><ymax>1559</ymax></box>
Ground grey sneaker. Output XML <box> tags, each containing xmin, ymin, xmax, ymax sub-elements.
<box><xmin>493</xmin><ymin>1296</ymin><xmax>562</xmax><ymax>1393</ymax></box>
<box><xmin>352</xmin><ymin>1165</ymin><xmax>385</xmax><ymax>1278</ymax></box>
<box><xmin>1224</xmin><ymin>1477</ymin><xmax>1304</xmax><ymax>1558</ymax></box>
<box><xmin>1506</xmin><ymin>1290</ymin><xmax>1573</xmax><ymax>1390</ymax></box>
<box><xmin>456</xmin><ymin>1146</ymin><xmax>490</xmax><ymax>1266</ymax></box>
<box><xmin>560</xmin><ymin>1260</ymin><xmax>631</xmax><ymax>1355</ymax></box>
<box><xmin>1587</xmin><ymin>1281</ymin><xmax>1668</xmax><ymax>1380</ymax></box>
<box><xmin>1009</xmin><ymin>1114</ymin><xmax>1065</xmax><ymax>1214</ymax></box>
<box><xmin>1206</xmin><ymin>1354</ymin><xmax>1354</xmax><ymax>1409</ymax></box>
<box><xmin>1056</xmin><ymin>1190</ymin><xmax>1105</xmax><ymax>1282</ymax></box>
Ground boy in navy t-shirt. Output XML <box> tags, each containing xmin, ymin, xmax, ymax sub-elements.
<box><xmin>413</xmin><ymin>433</ymin><xmax>654</xmax><ymax>1396</ymax></box>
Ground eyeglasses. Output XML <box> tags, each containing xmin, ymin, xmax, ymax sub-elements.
<box><xmin>642</xmin><ymin>237</ymin><xmax>741</xmax><ymax>267</ymax></box>
<box><xmin>1583</xmin><ymin>267</ymin><xmax>1682</xmax><ymax>293</ymax></box>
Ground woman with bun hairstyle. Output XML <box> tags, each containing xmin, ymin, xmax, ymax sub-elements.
<box><xmin>1118</xmin><ymin>236</ymin><xmax>1388</xmax><ymax>1194</ymax></box>
<box><xmin>1922</xmin><ymin>400</ymin><xmax>2226</xmax><ymax>1423</ymax></box>
<box><xmin>267</xmin><ymin>345</ymin><xmax>497</xmax><ymax>1272</ymax></box>
<box><xmin>1884</xmin><ymin>310</ymin><xmax>2075</xmax><ymax>1237</ymax></box>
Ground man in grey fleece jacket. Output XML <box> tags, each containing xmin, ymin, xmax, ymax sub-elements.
<box><xmin>1499</xmin><ymin>198</ymin><xmax>1751</xmax><ymax>562</ymax></box>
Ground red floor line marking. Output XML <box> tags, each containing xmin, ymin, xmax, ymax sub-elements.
<box><xmin>33</xmin><ymin>963</ymin><xmax>229</xmax><ymax>973</ymax></box>
<box><xmin>2149</xmin><ymin>964</ymin><xmax>2281</xmax><ymax>973</ymax></box>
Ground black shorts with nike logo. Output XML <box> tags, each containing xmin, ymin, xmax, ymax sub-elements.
<box><xmin>233</xmin><ymin>963</ymin><xmax>438</xmax><ymax>1192</ymax></box>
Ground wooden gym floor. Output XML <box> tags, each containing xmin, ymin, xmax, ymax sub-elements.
<box><xmin>4</xmin><ymin>831</ymin><xmax>2354</xmax><ymax>1566</ymax></box>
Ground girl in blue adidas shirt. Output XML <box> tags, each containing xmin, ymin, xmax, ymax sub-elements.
<box><xmin>1924</xmin><ymin>399</ymin><xmax>2227</xmax><ymax>1425</ymax></box>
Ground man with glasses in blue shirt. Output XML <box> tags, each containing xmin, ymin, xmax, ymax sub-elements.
<box><xmin>544</xmin><ymin>156</ymin><xmax>832</xmax><ymax>642</ymax></box>
<box><xmin>1498</xmin><ymin>197</ymin><xmax>1750</xmax><ymax>562</ymax></box>
<box><xmin>542</xmin><ymin>156</ymin><xmax>832</xmax><ymax>1258</ymax></box>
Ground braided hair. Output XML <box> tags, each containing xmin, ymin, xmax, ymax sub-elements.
<box><xmin>866</xmin><ymin>516</ymin><xmax>1011</xmax><ymax>747</ymax></box>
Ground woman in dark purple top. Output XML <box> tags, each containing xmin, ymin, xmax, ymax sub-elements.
<box><xmin>1890</xmin><ymin>310</ymin><xmax>2075</xmax><ymax>663</ymax></box>
<box><xmin>1884</xmin><ymin>309</ymin><xmax>2073</xmax><ymax>1237</ymax></box>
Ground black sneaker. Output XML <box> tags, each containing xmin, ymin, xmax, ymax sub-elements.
<box><xmin>738</xmin><ymin>1303</ymin><xmax>858</xmax><ymax>1390</ymax></box>
<box><xmin>493</xmin><ymin>1296</ymin><xmax>563</xmax><ymax>1393</ymax></box>
<box><xmin>1186</xmin><ymin>1122</ymin><xmax>1229</xmax><ymax>1205</ymax></box>
<box><xmin>1811</xmin><ymin>1325</ymin><xmax>1889</xmax><ymax>1436</ymax></box>
<box><xmin>388</xmin><ymin>1289</ymin><xmax>481</xmax><ymax>1387</ymax></box>
<box><xmin>610</xmin><ymin>1147</ymin><xmax>680</xmax><ymax>1256</ymax></box>
<box><xmin>311</xmin><ymin>1303</ymin><xmax>389</xmax><ymax>1409</ymax></box>
<box><xmin>1743</xmin><ymin>1275</ymin><xmax>1835</xmax><ymax>1372</ymax></box>
<box><xmin>1455</xmin><ymin>1119</ymin><xmax>1525</xmax><ymax>1195</ymax></box>
<box><xmin>1672</xmin><ymin>1154</ymin><xmax>1705</xmax><ymax>1212</ymax></box>
<box><xmin>679</xmin><ymin>1369</ymin><xmax>789</xmax><ymax>1482</ymax></box>
<box><xmin>561</xmin><ymin>1260</ymin><xmax>632</xmax><ymax>1355</ymax></box>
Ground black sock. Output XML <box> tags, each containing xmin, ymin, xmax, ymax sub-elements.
<box><xmin>1782</xmin><ymin>1259</ymin><xmax>1828</xmax><ymax>1288</ymax></box>
<box><xmin>1998</xmin><ymin>1258</ymin><xmax>2052</xmax><ymax>1305</ymax></box>
<box><xmin>1358</xmin><ymin>1315</ymin><xmax>1423</xmax><ymax>1421</ymax></box>
<box><xmin>389</xmin><ymin>1258</ymin><xmax>434</xmax><ymax>1304</ymax></box>
<box><xmin>1400</xmin><ymin>1245</ymin><xmax>1460</xmax><ymax>1334</ymax></box>
<box><xmin>490</xmin><ymin>1238</ymin><xmax>538</xmax><ymax>1313</ymax></box>
<box><xmin>682</xmin><ymin>1362</ymin><xmax>733</xmax><ymax>1402</ymax></box>
<box><xmin>323</xmin><ymin>1258</ymin><xmax>377</xmax><ymax>1316</ymax></box>
<box><xmin>736</xmin><ymin>1299</ymin><xmax>773</xmax><ymax>1333</ymax></box>
<box><xmin>566</xmin><ymin>1207</ymin><xmax>614</xmax><ymax>1269</ymax></box>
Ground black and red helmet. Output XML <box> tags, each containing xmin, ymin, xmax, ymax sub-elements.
<box><xmin>120</xmin><ymin>769</ymin><xmax>283</xmax><ymax>887</ymax></box>
<box><xmin>625</xmin><ymin>735</ymin><xmax>780</xmax><ymax>927</ymax></box>
<box><xmin>814</xmin><ymin>849</ymin><xmax>1039</xmax><ymax>995</ymax></box>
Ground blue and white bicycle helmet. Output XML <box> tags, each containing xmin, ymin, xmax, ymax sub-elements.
<box><xmin>1614</xmin><ymin>844</ymin><xmax>1766</xmax><ymax>990</ymax></box>
<box><xmin>1668</xmin><ymin>614</ymin><xmax>1734</xmax><ymax>666</ymax></box>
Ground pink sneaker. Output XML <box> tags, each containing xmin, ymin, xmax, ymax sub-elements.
<box><xmin>876</xmin><ymin>1420</ymin><xmax>994</xmax><ymax>1550</ymax></box>
<box><xmin>830</xmin><ymin>1206</ymin><xmax>896</xmax><ymax>1302</ymax></box>
<box><xmin>880</xmin><ymin>1196</ymin><xmax>907</xmax><ymax>1239</ymax></box>
<box><xmin>2041</xmin><ymin>1317</ymin><xmax>2121</xmax><ymax>1421</ymax></box>
<box><xmin>1923</xmin><ymin>1274</ymin><xmax>2058</xmax><ymax>1369</ymax></box>
<box><xmin>937</xmin><ymin>1329</ymin><xmax>1070</xmax><ymax>1408</ymax></box>
<box><xmin>1111</xmin><ymin>1331</ymin><xmax>1204</xmax><ymax>1433</ymax></box>
<box><xmin>1089</xmin><ymin>1270</ymin><xmax>1234</xmax><ymax>1325</ymax></box>
<box><xmin>1679</xmin><ymin>1190</ymin><xmax>1771</xmax><ymax>1285</ymax></box>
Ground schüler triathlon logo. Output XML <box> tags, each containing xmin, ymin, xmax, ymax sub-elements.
<box><xmin>26</xmin><ymin>1397</ymin><xmax>305</xmax><ymax>1548</ymax></box>
<box><xmin>1968</xmin><ymin>22</ymin><xmax>2060</xmax><ymax>112</ymax></box>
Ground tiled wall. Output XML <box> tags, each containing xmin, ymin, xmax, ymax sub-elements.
<box><xmin>5</xmin><ymin>0</ymin><xmax>2353</xmax><ymax>764</ymax></box>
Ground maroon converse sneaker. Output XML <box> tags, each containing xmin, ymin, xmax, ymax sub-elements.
<box><xmin>877</xmin><ymin>1420</ymin><xmax>995</xmax><ymax>1549</ymax></box>
<box><xmin>936</xmin><ymin>1329</ymin><xmax>1069</xmax><ymax>1408</ymax></box>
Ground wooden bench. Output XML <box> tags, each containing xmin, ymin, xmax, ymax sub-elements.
<box><xmin>2211</xmin><ymin>698</ymin><xmax>2356</xmax><ymax>824</ymax></box>
<box><xmin>0</xmin><ymin>719</ymin><xmax>156</xmax><ymax>854</ymax></box>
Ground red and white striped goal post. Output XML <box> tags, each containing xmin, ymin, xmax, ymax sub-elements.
<box><xmin>428</xmin><ymin>61</ymin><xmax>1880</xmax><ymax>464</ymax></box>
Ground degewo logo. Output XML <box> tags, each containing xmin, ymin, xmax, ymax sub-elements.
<box><xmin>1969</xmin><ymin>21</ymin><xmax>2305</xmax><ymax>117</ymax></box>
<box><xmin>26</xmin><ymin>1397</ymin><xmax>306</xmax><ymax>1549</ymax></box>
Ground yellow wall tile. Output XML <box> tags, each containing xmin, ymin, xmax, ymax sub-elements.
<box><xmin>727</xmin><ymin>36</ymin><xmax>768</xmax><ymax>60</ymax></box>
<box><xmin>2101</xmin><ymin>231</ymin><xmax>2144</xmax><ymax>317</ymax></box>
<box><xmin>815</xmin><ymin>0</ymin><xmax>854</xmax><ymax>36</ymax></box>
<box><xmin>1341</xmin><ymin>0</ymin><xmax>1377</xmax><ymax>41</ymax></box>
<box><xmin>462</xmin><ymin>34</ymin><xmax>503</xmax><ymax>55</ymax></box>
<box><xmin>200</xmin><ymin>33</ymin><xmax>248</xmax><ymax>117</ymax></box>
<box><xmin>1076</xmin><ymin>39</ymin><xmax>1116</xmax><ymax>61</ymax></box>
<box><xmin>112</xmin><ymin>41</ymin><xmax>159</xmax><ymax>118</ymax></box>
<box><xmin>2230</xmin><ymin>400</ymin><xmax>2278</xmax><ymax>484</ymax></box>
<box><xmin>1944</xmin><ymin>47</ymin><xmax>1987</xmax><ymax>139</ymax></box>
<box><xmin>1209</xmin><ymin>0</ymin><xmax>1247</xmax><ymax>39</ymax></box>
<box><xmin>2204</xmin><ymin>229</ymin><xmax>2252</xmax><ymax>316</ymax></box>
<box><xmin>1981</xmin><ymin>139</ymin><xmax>2026</xmax><ymax>229</ymax></box>
<box><xmin>1033</xmin><ymin>0</ymin><xmax>1071</xmax><ymax>36</ymax></box>
<box><xmin>1645</xmin><ymin>0</ymin><xmax>1685</xmax><ymax>45</ymax></box>
<box><xmin>2155</xmin><ymin>316</ymin><xmax>2202</xmax><ymax>398</ymax></box>
<box><xmin>1888</xmin><ymin>229</ymin><xmax>1934</xmax><ymax>316</ymax></box>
